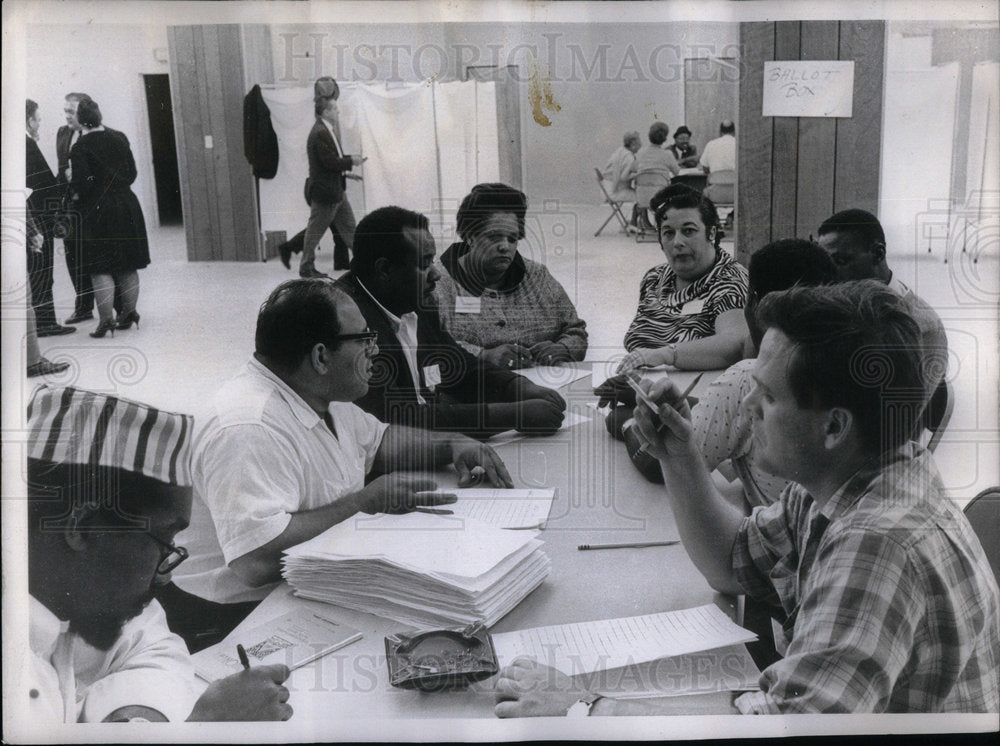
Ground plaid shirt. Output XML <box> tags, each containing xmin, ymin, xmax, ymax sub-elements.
<box><xmin>733</xmin><ymin>444</ymin><xmax>1000</xmax><ymax>713</ymax></box>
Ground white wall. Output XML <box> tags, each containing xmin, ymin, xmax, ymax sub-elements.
<box><xmin>270</xmin><ymin>22</ymin><xmax>740</xmax><ymax>206</ymax></box>
<box><xmin>26</xmin><ymin>23</ymin><xmax>170</xmax><ymax>231</ymax></box>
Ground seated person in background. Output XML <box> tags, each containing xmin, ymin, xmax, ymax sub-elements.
<box><xmin>816</xmin><ymin>207</ymin><xmax>947</xmax><ymax>398</ymax></box>
<box><xmin>629</xmin><ymin>121</ymin><xmax>679</xmax><ymax>185</ymax></box>
<box><xmin>645</xmin><ymin>239</ymin><xmax>837</xmax><ymax>496</ymax></box>
<box><xmin>496</xmin><ymin>281</ymin><xmax>1000</xmax><ymax>716</ymax></box>
<box><xmin>666</xmin><ymin>125</ymin><xmax>699</xmax><ymax>168</ymax></box>
<box><xmin>434</xmin><ymin>183</ymin><xmax>588</xmax><ymax>369</ymax></box>
<box><xmin>335</xmin><ymin>206</ymin><xmax>567</xmax><ymax>439</ymax></box>
<box><xmin>596</xmin><ymin>184</ymin><xmax>748</xmax><ymax>437</ymax></box>
<box><xmin>24</xmin><ymin>385</ymin><xmax>292</xmax><ymax>722</ymax></box>
<box><xmin>600</xmin><ymin>130</ymin><xmax>640</xmax><ymax>204</ymax></box>
<box><xmin>163</xmin><ymin>279</ymin><xmax>509</xmax><ymax>651</ymax></box>
<box><xmin>699</xmin><ymin>119</ymin><xmax>736</xmax><ymax>175</ymax></box>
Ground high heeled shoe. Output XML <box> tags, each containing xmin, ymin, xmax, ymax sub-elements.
<box><xmin>115</xmin><ymin>311</ymin><xmax>141</xmax><ymax>330</ymax></box>
<box><xmin>89</xmin><ymin>319</ymin><xmax>116</xmax><ymax>338</ymax></box>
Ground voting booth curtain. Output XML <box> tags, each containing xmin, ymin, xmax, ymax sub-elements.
<box><xmin>259</xmin><ymin>81</ymin><xmax>500</xmax><ymax>246</ymax></box>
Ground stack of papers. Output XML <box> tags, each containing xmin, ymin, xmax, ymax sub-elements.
<box><xmin>282</xmin><ymin>512</ymin><xmax>550</xmax><ymax>628</ymax></box>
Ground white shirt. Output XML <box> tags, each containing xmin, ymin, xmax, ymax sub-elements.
<box><xmin>174</xmin><ymin>358</ymin><xmax>388</xmax><ymax>604</ymax></box>
<box><xmin>356</xmin><ymin>278</ymin><xmax>427</xmax><ymax>404</ymax></box>
<box><xmin>25</xmin><ymin>596</ymin><xmax>200</xmax><ymax>723</ymax></box>
<box><xmin>699</xmin><ymin>133</ymin><xmax>736</xmax><ymax>173</ymax></box>
<box><xmin>320</xmin><ymin>116</ymin><xmax>344</xmax><ymax>156</ymax></box>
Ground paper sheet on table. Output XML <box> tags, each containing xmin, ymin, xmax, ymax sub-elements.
<box><xmin>590</xmin><ymin>644</ymin><xmax>761</xmax><ymax>698</ymax></box>
<box><xmin>422</xmin><ymin>489</ymin><xmax>555</xmax><ymax>529</ymax></box>
<box><xmin>515</xmin><ymin>365</ymin><xmax>592</xmax><ymax>389</ymax></box>
<box><xmin>491</xmin><ymin>604</ymin><xmax>757</xmax><ymax>676</ymax></box>
<box><xmin>489</xmin><ymin>410</ymin><xmax>591</xmax><ymax>446</ymax></box>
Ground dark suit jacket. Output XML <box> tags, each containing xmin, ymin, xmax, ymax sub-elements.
<box><xmin>27</xmin><ymin>136</ymin><xmax>60</xmax><ymax>220</ymax></box>
<box><xmin>243</xmin><ymin>84</ymin><xmax>279</xmax><ymax>179</ymax></box>
<box><xmin>334</xmin><ymin>273</ymin><xmax>525</xmax><ymax>438</ymax></box>
<box><xmin>306</xmin><ymin>118</ymin><xmax>354</xmax><ymax>205</ymax></box>
<box><xmin>56</xmin><ymin>125</ymin><xmax>75</xmax><ymax>186</ymax></box>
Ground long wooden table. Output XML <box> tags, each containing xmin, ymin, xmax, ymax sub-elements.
<box><xmin>219</xmin><ymin>368</ymin><xmax>748</xmax><ymax>724</ymax></box>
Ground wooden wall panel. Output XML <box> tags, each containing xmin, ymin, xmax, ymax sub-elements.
<box><xmin>796</xmin><ymin>22</ymin><xmax>840</xmax><ymax>238</ymax></box>
<box><xmin>835</xmin><ymin>21</ymin><xmax>885</xmax><ymax>215</ymax></box>
<box><xmin>737</xmin><ymin>22</ymin><xmax>775</xmax><ymax>262</ymax></box>
<box><xmin>168</xmin><ymin>26</ymin><xmax>212</xmax><ymax>261</ymax></box>
<box><xmin>770</xmin><ymin>22</ymin><xmax>801</xmax><ymax>242</ymax></box>
<box><xmin>169</xmin><ymin>24</ymin><xmax>259</xmax><ymax>261</ymax></box>
<box><xmin>738</xmin><ymin>19</ymin><xmax>885</xmax><ymax>259</ymax></box>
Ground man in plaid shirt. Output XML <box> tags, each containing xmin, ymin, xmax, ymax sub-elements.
<box><xmin>493</xmin><ymin>280</ymin><xmax>998</xmax><ymax>717</ymax></box>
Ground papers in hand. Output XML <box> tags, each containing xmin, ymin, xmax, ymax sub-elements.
<box><xmin>282</xmin><ymin>512</ymin><xmax>550</xmax><ymax>628</ymax></box>
<box><xmin>191</xmin><ymin>609</ymin><xmax>362</xmax><ymax>682</ymax></box>
<box><xmin>422</xmin><ymin>488</ymin><xmax>555</xmax><ymax>529</ymax></box>
<box><xmin>491</xmin><ymin>604</ymin><xmax>757</xmax><ymax>676</ymax></box>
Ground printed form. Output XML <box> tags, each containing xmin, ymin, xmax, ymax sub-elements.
<box><xmin>491</xmin><ymin>604</ymin><xmax>757</xmax><ymax>675</ymax></box>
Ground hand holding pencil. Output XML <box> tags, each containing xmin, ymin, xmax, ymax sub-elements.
<box><xmin>628</xmin><ymin>373</ymin><xmax>702</xmax><ymax>460</ymax></box>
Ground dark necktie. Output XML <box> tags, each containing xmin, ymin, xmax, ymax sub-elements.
<box><xmin>324</xmin><ymin>411</ymin><xmax>338</xmax><ymax>440</ymax></box>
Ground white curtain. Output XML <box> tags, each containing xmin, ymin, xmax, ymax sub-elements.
<box><xmin>966</xmin><ymin>62</ymin><xmax>999</xmax><ymax>207</ymax></box>
<box><xmin>259</xmin><ymin>81</ymin><xmax>499</xmax><ymax>247</ymax></box>
<box><xmin>879</xmin><ymin>63</ymin><xmax>958</xmax><ymax>258</ymax></box>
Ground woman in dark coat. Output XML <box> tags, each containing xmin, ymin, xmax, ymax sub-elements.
<box><xmin>69</xmin><ymin>98</ymin><xmax>150</xmax><ymax>338</ymax></box>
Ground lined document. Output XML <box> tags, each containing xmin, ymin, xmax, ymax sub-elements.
<box><xmin>491</xmin><ymin>604</ymin><xmax>757</xmax><ymax>675</ymax></box>
<box><xmin>444</xmin><ymin>488</ymin><xmax>555</xmax><ymax>529</ymax></box>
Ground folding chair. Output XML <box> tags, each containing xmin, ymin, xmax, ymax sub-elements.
<box><xmin>594</xmin><ymin>168</ymin><xmax>630</xmax><ymax>237</ymax></box>
<box><xmin>671</xmin><ymin>171</ymin><xmax>708</xmax><ymax>193</ymax></box>
<box><xmin>633</xmin><ymin>171</ymin><xmax>671</xmax><ymax>243</ymax></box>
<box><xmin>705</xmin><ymin>169</ymin><xmax>736</xmax><ymax>227</ymax></box>
<box><xmin>921</xmin><ymin>378</ymin><xmax>954</xmax><ymax>453</ymax></box>
<box><xmin>964</xmin><ymin>487</ymin><xmax>1000</xmax><ymax>586</ymax></box>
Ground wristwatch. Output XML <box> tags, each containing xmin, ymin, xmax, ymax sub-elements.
<box><xmin>565</xmin><ymin>692</ymin><xmax>605</xmax><ymax>717</ymax></box>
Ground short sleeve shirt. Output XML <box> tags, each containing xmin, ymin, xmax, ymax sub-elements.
<box><xmin>732</xmin><ymin>445</ymin><xmax>1000</xmax><ymax>713</ymax></box>
<box><xmin>173</xmin><ymin>358</ymin><xmax>388</xmax><ymax>604</ymax></box>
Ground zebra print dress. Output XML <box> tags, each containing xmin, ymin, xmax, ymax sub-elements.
<box><xmin>623</xmin><ymin>250</ymin><xmax>748</xmax><ymax>352</ymax></box>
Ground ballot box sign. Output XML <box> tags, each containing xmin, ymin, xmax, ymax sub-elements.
<box><xmin>762</xmin><ymin>61</ymin><xmax>855</xmax><ymax>118</ymax></box>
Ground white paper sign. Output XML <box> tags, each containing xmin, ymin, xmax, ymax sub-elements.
<box><xmin>762</xmin><ymin>60</ymin><xmax>854</xmax><ymax>117</ymax></box>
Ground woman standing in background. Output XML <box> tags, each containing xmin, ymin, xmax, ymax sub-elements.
<box><xmin>69</xmin><ymin>98</ymin><xmax>149</xmax><ymax>338</ymax></box>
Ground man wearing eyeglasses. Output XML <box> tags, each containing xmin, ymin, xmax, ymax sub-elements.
<box><xmin>21</xmin><ymin>385</ymin><xmax>293</xmax><ymax>723</ymax></box>
<box><xmin>815</xmin><ymin>209</ymin><xmax>948</xmax><ymax>399</ymax></box>
<box><xmin>163</xmin><ymin>278</ymin><xmax>512</xmax><ymax>651</ymax></box>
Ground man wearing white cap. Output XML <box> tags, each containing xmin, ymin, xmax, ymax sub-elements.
<box><xmin>21</xmin><ymin>385</ymin><xmax>294</xmax><ymax>723</ymax></box>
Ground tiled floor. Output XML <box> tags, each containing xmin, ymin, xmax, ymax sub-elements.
<box><xmin>29</xmin><ymin>205</ymin><xmax>999</xmax><ymax>503</ymax></box>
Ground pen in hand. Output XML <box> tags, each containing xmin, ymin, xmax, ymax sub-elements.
<box><xmin>237</xmin><ymin>644</ymin><xmax>251</xmax><ymax>671</ymax></box>
<box><xmin>626</xmin><ymin>372</ymin><xmax>704</xmax><ymax>432</ymax></box>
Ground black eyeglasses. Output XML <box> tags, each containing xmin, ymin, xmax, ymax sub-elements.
<box><xmin>146</xmin><ymin>532</ymin><xmax>189</xmax><ymax>575</ymax></box>
<box><xmin>334</xmin><ymin>329</ymin><xmax>378</xmax><ymax>353</ymax></box>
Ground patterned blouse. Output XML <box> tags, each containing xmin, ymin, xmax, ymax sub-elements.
<box><xmin>623</xmin><ymin>249</ymin><xmax>748</xmax><ymax>351</ymax></box>
<box><xmin>433</xmin><ymin>242</ymin><xmax>588</xmax><ymax>360</ymax></box>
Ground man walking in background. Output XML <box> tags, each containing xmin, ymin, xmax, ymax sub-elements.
<box><xmin>280</xmin><ymin>77</ymin><xmax>365</xmax><ymax>278</ymax></box>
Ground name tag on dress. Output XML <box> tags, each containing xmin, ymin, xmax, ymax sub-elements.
<box><xmin>455</xmin><ymin>297</ymin><xmax>481</xmax><ymax>314</ymax></box>
<box><xmin>422</xmin><ymin>364</ymin><xmax>442</xmax><ymax>391</ymax></box>
<box><xmin>679</xmin><ymin>299</ymin><xmax>706</xmax><ymax>316</ymax></box>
